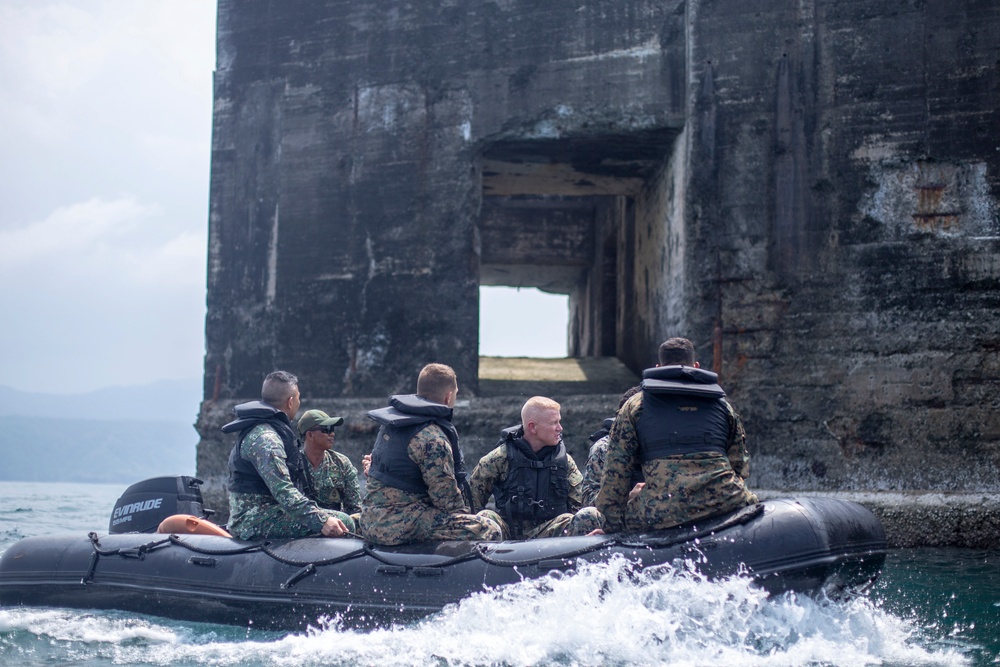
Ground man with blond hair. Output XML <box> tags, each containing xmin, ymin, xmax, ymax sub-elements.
<box><xmin>469</xmin><ymin>396</ymin><xmax>602</xmax><ymax>539</ymax></box>
<box><xmin>361</xmin><ymin>363</ymin><xmax>503</xmax><ymax>545</ymax></box>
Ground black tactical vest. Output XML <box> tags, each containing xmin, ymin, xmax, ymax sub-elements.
<box><xmin>636</xmin><ymin>365</ymin><xmax>731</xmax><ymax>461</ymax></box>
<box><xmin>367</xmin><ymin>395</ymin><xmax>470</xmax><ymax>503</ymax></box>
<box><xmin>223</xmin><ymin>401</ymin><xmax>313</xmax><ymax>497</ymax></box>
<box><xmin>492</xmin><ymin>426</ymin><xmax>571</xmax><ymax>534</ymax></box>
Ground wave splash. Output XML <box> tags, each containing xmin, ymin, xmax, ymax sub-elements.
<box><xmin>0</xmin><ymin>555</ymin><xmax>968</xmax><ymax>667</ymax></box>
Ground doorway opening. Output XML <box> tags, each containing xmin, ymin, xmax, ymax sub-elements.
<box><xmin>475</xmin><ymin>129</ymin><xmax>678</xmax><ymax>393</ymax></box>
<box><xmin>479</xmin><ymin>286</ymin><xmax>569</xmax><ymax>357</ymax></box>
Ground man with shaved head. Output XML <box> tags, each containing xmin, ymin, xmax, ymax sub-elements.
<box><xmin>223</xmin><ymin>371</ymin><xmax>353</xmax><ymax>540</ymax></box>
<box><xmin>469</xmin><ymin>396</ymin><xmax>602</xmax><ymax>539</ymax></box>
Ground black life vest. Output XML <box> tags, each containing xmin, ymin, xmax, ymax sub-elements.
<box><xmin>589</xmin><ymin>417</ymin><xmax>615</xmax><ymax>443</ymax></box>
<box><xmin>223</xmin><ymin>401</ymin><xmax>313</xmax><ymax>498</ymax></box>
<box><xmin>636</xmin><ymin>365</ymin><xmax>731</xmax><ymax>461</ymax></box>
<box><xmin>367</xmin><ymin>395</ymin><xmax>472</xmax><ymax>506</ymax></box>
<box><xmin>491</xmin><ymin>425</ymin><xmax>571</xmax><ymax>535</ymax></box>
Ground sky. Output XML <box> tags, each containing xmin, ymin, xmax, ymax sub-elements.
<box><xmin>0</xmin><ymin>1</ymin><xmax>215</xmax><ymax>394</ymax></box>
<box><xmin>0</xmin><ymin>2</ymin><xmax>570</xmax><ymax>396</ymax></box>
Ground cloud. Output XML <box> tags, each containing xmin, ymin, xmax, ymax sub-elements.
<box><xmin>0</xmin><ymin>1</ymin><xmax>215</xmax><ymax>227</ymax></box>
<box><xmin>0</xmin><ymin>196</ymin><xmax>208</xmax><ymax>393</ymax></box>
<box><xmin>0</xmin><ymin>2</ymin><xmax>214</xmax><ymax>394</ymax></box>
<box><xmin>0</xmin><ymin>197</ymin><xmax>205</xmax><ymax>288</ymax></box>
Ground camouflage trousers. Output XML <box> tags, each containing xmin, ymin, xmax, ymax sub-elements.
<box><xmin>361</xmin><ymin>504</ymin><xmax>503</xmax><ymax>546</ymax></box>
<box><xmin>228</xmin><ymin>496</ymin><xmax>356</xmax><ymax>541</ymax></box>
<box><xmin>498</xmin><ymin>506</ymin><xmax>604</xmax><ymax>540</ymax></box>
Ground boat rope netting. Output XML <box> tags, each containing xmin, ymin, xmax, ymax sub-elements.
<box><xmin>80</xmin><ymin>504</ymin><xmax>765</xmax><ymax>586</ymax></box>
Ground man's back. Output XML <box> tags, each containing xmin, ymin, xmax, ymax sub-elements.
<box><xmin>596</xmin><ymin>375</ymin><xmax>757</xmax><ymax>533</ymax></box>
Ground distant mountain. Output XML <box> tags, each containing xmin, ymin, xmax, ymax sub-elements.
<box><xmin>0</xmin><ymin>379</ymin><xmax>201</xmax><ymax>483</ymax></box>
<box><xmin>0</xmin><ymin>415</ymin><xmax>196</xmax><ymax>484</ymax></box>
<box><xmin>0</xmin><ymin>378</ymin><xmax>203</xmax><ymax>423</ymax></box>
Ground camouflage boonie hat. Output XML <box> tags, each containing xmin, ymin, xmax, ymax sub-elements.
<box><xmin>297</xmin><ymin>409</ymin><xmax>345</xmax><ymax>435</ymax></box>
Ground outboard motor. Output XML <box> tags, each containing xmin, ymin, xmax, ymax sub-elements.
<box><xmin>109</xmin><ymin>476</ymin><xmax>212</xmax><ymax>534</ymax></box>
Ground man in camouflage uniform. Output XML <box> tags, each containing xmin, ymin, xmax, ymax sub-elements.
<box><xmin>596</xmin><ymin>338</ymin><xmax>758</xmax><ymax>533</ymax></box>
<box><xmin>581</xmin><ymin>386</ymin><xmax>641</xmax><ymax>507</ymax></box>
<box><xmin>224</xmin><ymin>371</ymin><xmax>354</xmax><ymax>540</ymax></box>
<box><xmin>469</xmin><ymin>396</ymin><xmax>602</xmax><ymax>539</ymax></box>
<box><xmin>361</xmin><ymin>363</ymin><xmax>502</xmax><ymax>545</ymax></box>
<box><xmin>298</xmin><ymin>409</ymin><xmax>363</xmax><ymax>518</ymax></box>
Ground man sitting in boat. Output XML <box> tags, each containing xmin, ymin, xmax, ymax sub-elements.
<box><xmin>581</xmin><ymin>386</ymin><xmax>642</xmax><ymax>507</ymax></box>
<box><xmin>361</xmin><ymin>363</ymin><xmax>503</xmax><ymax>545</ymax></box>
<box><xmin>468</xmin><ymin>396</ymin><xmax>603</xmax><ymax>539</ymax></box>
<box><xmin>223</xmin><ymin>371</ymin><xmax>354</xmax><ymax>540</ymax></box>
<box><xmin>297</xmin><ymin>409</ymin><xmax>363</xmax><ymax>521</ymax></box>
<box><xmin>596</xmin><ymin>337</ymin><xmax>758</xmax><ymax>533</ymax></box>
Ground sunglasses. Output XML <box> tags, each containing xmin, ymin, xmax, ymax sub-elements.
<box><xmin>312</xmin><ymin>425</ymin><xmax>336</xmax><ymax>434</ymax></box>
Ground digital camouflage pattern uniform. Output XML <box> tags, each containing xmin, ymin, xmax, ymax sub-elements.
<box><xmin>583</xmin><ymin>432</ymin><xmax>645</xmax><ymax>508</ymax></box>
<box><xmin>309</xmin><ymin>450</ymin><xmax>363</xmax><ymax>515</ymax></box>
<box><xmin>581</xmin><ymin>435</ymin><xmax>610</xmax><ymax>508</ymax></box>
<box><xmin>596</xmin><ymin>393</ymin><xmax>758</xmax><ymax>533</ymax></box>
<box><xmin>469</xmin><ymin>445</ymin><xmax>603</xmax><ymax>539</ymax></box>
<box><xmin>228</xmin><ymin>423</ymin><xmax>356</xmax><ymax>540</ymax></box>
<box><xmin>361</xmin><ymin>424</ymin><xmax>503</xmax><ymax>545</ymax></box>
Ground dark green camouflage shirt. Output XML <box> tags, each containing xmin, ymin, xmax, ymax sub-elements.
<box><xmin>309</xmin><ymin>450</ymin><xmax>363</xmax><ymax>515</ymax></box>
<box><xmin>228</xmin><ymin>423</ymin><xmax>331</xmax><ymax>538</ymax></box>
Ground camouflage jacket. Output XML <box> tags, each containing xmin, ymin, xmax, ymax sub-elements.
<box><xmin>581</xmin><ymin>435</ymin><xmax>610</xmax><ymax>508</ymax></box>
<box><xmin>309</xmin><ymin>450</ymin><xmax>363</xmax><ymax>515</ymax></box>
<box><xmin>595</xmin><ymin>392</ymin><xmax>757</xmax><ymax>533</ymax></box>
<box><xmin>227</xmin><ymin>423</ymin><xmax>331</xmax><ymax>536</ymax></box>
<box><xmin>362</xmin><ymin>423</ymin><xmax>470</xmax><ymax>521</ymax></box>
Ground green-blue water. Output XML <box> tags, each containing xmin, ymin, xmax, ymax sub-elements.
<box><xmin>1</xmin><ymin>481</ymin><xmax>997</xmax><ymax>666</ymax></box>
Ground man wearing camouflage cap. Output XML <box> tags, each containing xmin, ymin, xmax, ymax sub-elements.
<box><xmin>298</xmin><ymin>409</ymin><xmax>363</xmax><ymax>520</ymax></box>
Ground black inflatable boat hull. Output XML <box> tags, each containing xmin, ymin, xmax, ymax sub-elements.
<box><xmin>0</xmin><ymin>497</ymin><xmax>886</xmax><ymax>630</ymax></box>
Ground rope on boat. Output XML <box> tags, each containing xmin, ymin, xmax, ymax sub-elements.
<box><xmin>83</xmin><ymin>532</ymin><xmax>174</xmax><ymax>583</ymax></box>
<box><xmin>165</xmin><ymin>536</ymin><xmax>263</xmax><ymax>556</ymax></box>
<box><xmin>471</xmin><ymin>536</ymin><xmax>619</xmax><ymax>568</ymax></box>
<box><xmin>615</xmin><ymin>503</ymin><xmax>765</xmax><ymax>549</ymax></box>
<box><xmin>360</xmin><ymin>542</ymin><xmax>481</xmax><ymax>568</ymax></box>
<box><xmin>259</xmin><ymin>541</ymin><xmax>367</xmax><ymax>568</ymax></box>
<box><xmin>83</xmin><ymin>505</ymin><xmax>766</xmax><ymax>581</ymax></box>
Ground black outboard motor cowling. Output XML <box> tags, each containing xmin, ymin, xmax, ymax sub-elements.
<box><xmin>109</xmin><ymin>476</ymin><xmax>210</xmax><ymax>533</ymax></box>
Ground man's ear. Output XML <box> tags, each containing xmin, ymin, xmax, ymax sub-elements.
<box><xmin>443</xmin><ymin>388</ymin><xmax>456</xmax><ymax>407</ymax></box>
<box><xmin>693</xmin><ymin>361</ymin><xmax>700</xmax><ymax>368</ymax></box>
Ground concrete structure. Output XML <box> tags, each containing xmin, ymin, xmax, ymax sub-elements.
<box><xmin>196</xmin><ymin>0</ymin><xmax>1000</xmax><ymax>545</ymax></box>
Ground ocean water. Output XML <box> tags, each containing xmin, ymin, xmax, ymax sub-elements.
<box><xmin>0</xmin><ymin>481</ymin><xmax>997</xmax><ymax>667</ymax></box>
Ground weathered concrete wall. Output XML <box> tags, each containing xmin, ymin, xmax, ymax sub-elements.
<box><xmin>198</xmin><ymin>0</ymin><xmax>1000</xmax><ymax>543</ymax></box>
<box><xmin>680</xmin><ymin>1</ymin><xmax>1000</xmax><ymax>495</ymax></box>
<box><xmin>203</xmin><ymin>0</ymin><xmax>685</xmax><ymax>403</ymax></box>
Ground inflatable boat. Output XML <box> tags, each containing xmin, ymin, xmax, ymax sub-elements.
<box><xmin>0</xmin><ymin>477</ymin><xmax>887</xmax><ymax>630</ymax></box>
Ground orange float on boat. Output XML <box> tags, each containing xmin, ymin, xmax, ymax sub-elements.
<box><xmin>157</xmin><ymin>514</ymin><xmax>232</xmax><ymax>538</ymax></box>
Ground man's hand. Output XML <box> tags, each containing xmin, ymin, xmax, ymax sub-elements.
<box><xmin>321</xmin><ymin>516</ymin><xmax>348</xmax><ymax>537</ymax></box>
<box><xmin>627</xmin><ymin>482</ymin><xmax>645</xmax><ymax>503</ymax></box>
<box><xmin>362</xmin><ymin>453</ymin><xmax>372</xmax><ymax>477</ymax></box>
